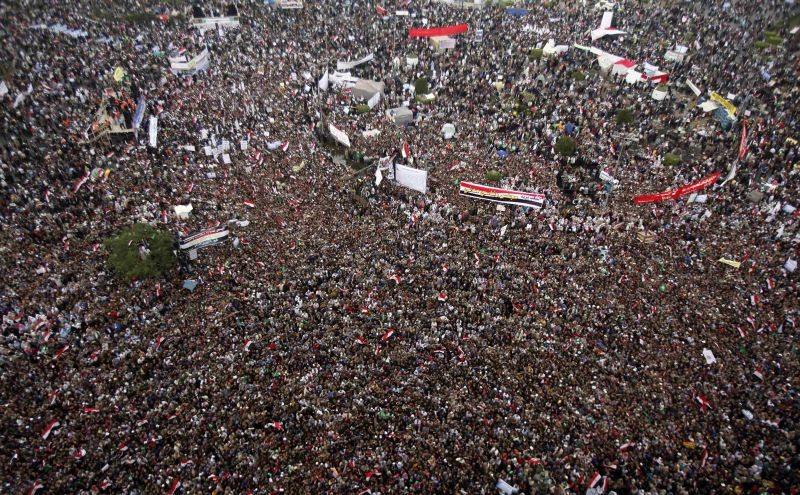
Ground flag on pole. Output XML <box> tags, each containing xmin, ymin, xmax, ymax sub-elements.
<box><xmin>750</xmin><ymin>294</ymin><xmax>759</xmax><ymax>306</ymax></box>
<box><xmin>738</xmin><ymin>327</ymin><xmax>747</xmax><ymax>338</ymax></box>
<box><xmin>766</xmin><ymin>278</ymin><xmax>775</xmax><ymax>290</ymax></box>
<box><xmin>382</xmin><ymin>329</ymin><xmax>394</xmax><ymax>341</ymax></box>
<box><xmin>588</xmin><ymin>472</ymin><xmax>602</xmax><ymax>488</ymax></box>
<box><xmin>700</xmin><ymin>447</ymin><xmax>708</xmax><ymax>467</ymax></box>
<box><xmin>738</xmin><ymin>120</ymin><xmax>748</xmax><ymax>160</ymax></box>
<box><xmin>401</xmin><ymin>142</ymin><xmax>411</xmax><ymax>159</ymax></box>
<box><xmin>168</xmin><ymin>479</ymin><xmax>180</xmax><ymax>495</ymax></box>
<box><xmin>281</xmin><ymin>141</ymin><xmax>289</xmax><ymax>152</ymax></box>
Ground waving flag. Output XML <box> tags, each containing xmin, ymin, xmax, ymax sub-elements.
<box><xmin>42</xmin><ymin>419</ymin><xmax>60</xmax><ymax>439</ymax></box>
<box><xmin>401</xmin><ymin>142</ymin><xmax>411</xmax><ymax>159</ymax></box>
<box><xmin>738</xmin><ymin>120</ymin><xmax>748</xmax><ymax>160</ymax></box>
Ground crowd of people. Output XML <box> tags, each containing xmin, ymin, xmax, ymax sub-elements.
<box><xmin>1</xmin><ymin>0</ymin><xmax>799</xmax><ymax>493</ymax></box>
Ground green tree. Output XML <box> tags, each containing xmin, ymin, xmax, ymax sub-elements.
<box><xmin>414</xmin><ymin>77</ymin><xmax>429</xmax><ymax>95</ymax></box>
<box><xmin>555</xmin><ymin>136</ymin><xmax>576</xmax><ymax>157</ymax></box>
<box><xmin>485</xmin><ymin>169</ymin><xmax>502</xmax><ymax>183</ymax></box>
<box><xmin>529</xmin><ymin>48</ymin><xmax>543</xmax><ymax>60</ymax></box>
<box><xmin>616</xmin><ymin>108</ymin><xmax>635</xmax><ymax>125</ymax></box>
<box><xmin>356</xmin><ymin>103</ymin><xmax>370</xmax><ymax>114</ymax></box>
<box><xmin>104</xmin><ymin>223</ymin><xmax>177</xmax><ymax>280</ymax></box>
<box><xmin>663</xmin><ymin>153</ymin><xmax>680</xmax><ymax>167</ymax></box>
<box><xmin>571</xmin><ymin>70</ymin><xmax>586</xmax><ymax>82</ymax></box>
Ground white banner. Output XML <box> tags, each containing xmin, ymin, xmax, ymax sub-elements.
<box><xmin>686</xmin><ymin>79</ymin><xmax>701</xmax><ymax>96</ymax></box>
<box><xmin>148</xmin><ymin>116</ymin><xmax>158</xmax><ymax>148</ymax></box>
<box><xmin>336</xmin><ymin>53</ymin><xmax>374</xmax><ymax>71</ymax></box>
<box><xmin>395</xmin><ymin>164</ymin><xmax>427</xmax><ymax>194</ymax></box>
<box><xmin>600</xmin><ymin>11</ymin><xmax>613</xmax><ymax>29</ymax></box>
<box><xmin>318</xmin><ymin>71</ymin><xmax>329</xmax><ymax>91</ymax></box>
<box><xmin>328</xmin><ymin>123</ymin><xmax>351</xmax><ymax>148</ymax></box>
<box><xmin>329</xmin><ymin>71</ymin><xmax>358</xmax><ymax>88</ymax></box>
<box><xmin>367</xmin><ymin>91</ymin><xmax>381</xmax><ymax>109</ymax></box>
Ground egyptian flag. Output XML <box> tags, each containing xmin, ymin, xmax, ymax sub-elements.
<box><xmin>750</xmin><ymin>294</ymin><xmax>759</xmax><ymax>306</ymax></box>
<box><xmin>355</xmin><ymin>336</ymin><xmax>367</xmax><ymax>346</ymax></box>
<box><xmin>442</xmin><ymin>263</ymin><xmax>449</xmax><ymax>273</ymax></box>
<box><xmin>281</xmin><ymin>141</ymin><xmax>289</xmax><ymax>152</ymax></box>
<box><xmin>746</xmin><ymin>315</ymin><xmax>756</xmax><ymax>328</ymax></box>
<box><xmin>619</xmin><ymin>442</ymin><xmax>635</xmax><ymax>452</ymax></box>
<box><xmin>738</xmin><ymin>327</ymin><xmax>748</xmax><ymax>338</ymax></box>
<box><xmin>83</xmin><ymin>406</ymin><xmax>100</xmax><ymax>413</ymax></box>
<box><xmin>154</xmin><ymin>336</ymin><xmax>165</xmax><ymax>351</ymax></box>
<box><xmin>365</xmin><ymin>470</ymin><xmax>381</xmax><ymax>480</ymax></box>
<box><xmin>72</xmin><ymin>448</ymin><xmax>86</xmax><ymax>459</ymax></box>
<box><xmin>156</xmin><ymin>283</ymin><xmax>162</xmax><ymax>297</ymax></box>
<box><xmin>74</xmin><ymin>174</ymin><xmax>89</xmax><ymax>193</ymax></box>
<box><xmin>700</xmin><ymin>447</ymin><xmax>708</xmax><ymax>467</ymax></box>
<box><xmin>753</xmin><ymin>368</ymin><xmax>764</xmax><ymax>380</ymax></box>
<box><xmin>271</xmin><ymin>422</ymin><xmax>283</xmax><ymax>431</ymax></box>
<box><xmin>738</xmin><ymin>120</ymin><xmax>748</xmax><ymax>160</ymax></box>
<box><xmin>244</xmin><ymin>199</ymin><xmax>255</xmax><ymax>208</ymax></box>
<box><xmin>388</xmin><ymin>274</ymin><xmax>401</xmax><ymax>285</ymax></box>
<box><xmin>42</xmin><ymin>419</ymin><xmax>60</xmax><ymax>439</ymax></box>
<box><xmin>588</xmin><ymin>472</ymin><xmax>602</xmax><ymax>488</ymax></box>
<box><xmin>401</xmin><ymin>142</ymin><xmax>411</xmax><ymax>159</ymax></box>
<box><xmin>27</xmin><ymin>482</ymin><xmax>44</xmax><ymax>495</ymax></box>
<box><xmin>168</xmin><ymin>479</ymin><xmax>180</xmax><ymax>495</ymax></box>
<box><xmin>696</xmin><ymin>394</ymin><xmax>711</xmax><ymax>412</ymax></box>
<box><xmin>382</xmin><ymin>328</ymin><xmax>394</xmax><ymax>341</ymax></box>
<box><xmin>186</xmin><ymin>182</ymin><xmax>194</xmax><ymax>194</ymax></box>
<box><xmin>243</xmin><ymin>340</ymin><xmax>252</xmax><ymax>351</ymax></box>
<box><xmin>437</xmin><ymin>292</ymin><xmax>447</xmax><ymax>302</ymax></box>
<box><xmin>766</xmin><ymin>278</ymin><xmax>775</xmax><ymax>290</ymax></box>
<box><xmin>376</xmin><ymin>5</ymin><xmax>387</xmax><ymax>15</ymax></box>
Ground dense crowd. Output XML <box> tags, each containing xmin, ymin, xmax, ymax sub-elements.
<box><xmin>1</xmin><ymin>0</ymin><xmax>799</xmax><ymax>493</ymax></box>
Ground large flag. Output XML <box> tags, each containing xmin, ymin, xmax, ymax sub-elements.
<box><xmin>460</xmin><ymin>181</ymin><xmax>545</xmax><ymax>209</ymax></box>
<box><xmin>409</xmin><ymin>23</ymin><xmax>469</xmax><ymax>38</ymax></box>
<box><xmin>633</xmin><ymin>172</ymin><xmax>720</xmax><ymax>204</ymax></box>
<box><xmin>738</xmin><ymin>120</ymin><xmax>748</xmax><ymax>160</ymax></box>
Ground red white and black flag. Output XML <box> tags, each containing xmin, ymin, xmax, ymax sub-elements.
<box><xmin>738</xmin><ymin>120</ymin><xmax>748</xmax><ymax>161</ymax></box>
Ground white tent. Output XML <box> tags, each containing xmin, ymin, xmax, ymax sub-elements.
<box><xmin>386</xmin><ymin>106</ymin><xmax>413</xmax><ymax>125</ymax></box>
<box><xmin>352</xmin><ymin>79</ymin><xmax>385</xmax><ymax>101</ymax></box>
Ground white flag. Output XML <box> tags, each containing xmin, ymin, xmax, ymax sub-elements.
<box><xmin>318</xmin><ymin>71</ymin><xmax>329</xmax><ymax>91</ymax></box>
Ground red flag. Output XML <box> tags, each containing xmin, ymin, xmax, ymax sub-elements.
<box><xmin>83</xmin><ymin>407</ymin><xmax>100</xmax><ymax>413</ymax></box>
<box><xmin>437</xmin><ymin>292</ymin><xmax>447</xmax><ymax>302</ymax></box>
<box><xmin>738</xmin><ymin>120</ymin><xmax>748</xmax><ymax>160</ymax></box>
<box><xmin>375</xmin><ymin>5</ymin><xmax>387</xmax><ymax>15</ymax></box>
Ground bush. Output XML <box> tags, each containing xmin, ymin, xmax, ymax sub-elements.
<box><xmin>555</xmin><ymin>136</ymin><xmax>576</xmax><ymax>157</ymax></box>
<box><xmin>571</xmin><ymin>70</ymin><xmax>586</xmax><ymax>81</ymax></box>
<box><xmin>766</xmin><ymin>35</ymin><xmax>783</xmax><ymax>45</ymax></box>
<box><xmin>127</xmin><ymin>12</ymin><xmax>159</xmax><ymax>24</ymax></box>
<box><xmin>414</xmin><ymin>77</ymin><xmax>429</xmax><ymax>95</ymax></box>
<box><xmin>664</xmin><ymin>153</ymin><xmax>680</xmax><ymax>167</ymax></box>
<box><xmin>656</xmin><ymin>84</ymin><xmax>668</xmax><ymax>92</ymax></box>
<box><xmin>529</xmin><ymin>48</ymin><xmax>543</xmax><ymax>60</ymax></box>
<box><xmin>355</xmin><ymin>103</ymin><xmax>370</xmax><ymax>114</ymax></box>
<box><xmin>764</xmin><ymin>30</ymin><xmax>778</xmax><ymax>38</ymax></box>
<box><xmin>486</xmin><ymin>170</ymin><xmax>502</xmax><ymax>182</ymax></box>
<box><xmin>104</xmin><ymin>223</ymin><xmax>177</xmax><ymax>280</ymax></box>
<box><xmin>754</xmin><ymin>41</ymin><xmax>770</xmax><ymax>50</ymax></box>
<box><xmin>616</xmin><ymin>108</ymin><xmax>635</xmax><ymax>125</ymax></box>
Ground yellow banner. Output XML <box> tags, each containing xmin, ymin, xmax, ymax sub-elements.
<box><xmin>113</xmin><ymin>67</ymin><xmax>125</xmax><ymax>82</ymax></box>
<box><xmin>718</xmin><ymin>257</ymin><xmax>741</xmax><ymax>268</ymax></box>
<box><xmin>710</xmin><ymin>92</ymin><xmax>736</xmax><ymax>116</ymax></box>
